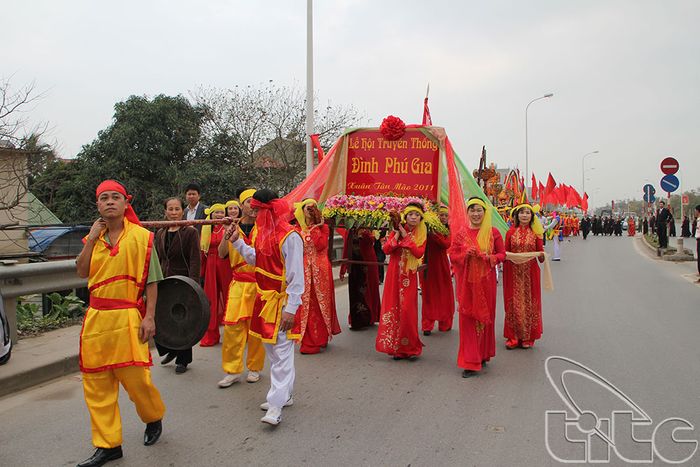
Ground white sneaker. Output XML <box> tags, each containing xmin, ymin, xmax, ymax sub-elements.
<box><xmin>261</xmin><ymin>406</ymin><xmax>282</xmax><ymax>426</ymax></box>
<box><xmin>246</xmin><ymin>371</ymin><xmax>261</xmax><ymax>383</ymax></box>
<box><xmin>217</xmin><ymin>373</ymin><xmax>241</xmax><ymax>388</ymax></box>
<box><xmin>260</xmin><ymin>396</ymin><xmax>294</xmax><ymax>411</ymax></box>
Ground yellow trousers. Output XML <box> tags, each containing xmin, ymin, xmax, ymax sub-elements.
<box><xmin>82</xmin><ymin>366</ymin><xmax>166</xmax><ymax>448</ymax></box>
<box><xmin>221</xmin><ymin>320</ymin><xmax>265</xmax><ymax>374</ymax></box>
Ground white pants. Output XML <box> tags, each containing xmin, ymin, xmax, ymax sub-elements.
<box><xmin>263</xmin><ymin>332</ymin><xmax>295</xmax><ymax>409</ymax></box>
<box><xmin>553</xmin><ymin>236</ymin><xmax>561</xmax><ymax>260</ymax></box>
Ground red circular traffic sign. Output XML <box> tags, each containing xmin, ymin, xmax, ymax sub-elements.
<box><xmin>660</xmin><ymin>156</ymin><xmax>679</xmax><ymax>175</ymax></box>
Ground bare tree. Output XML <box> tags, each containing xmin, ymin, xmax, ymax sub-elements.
<box><xmin>0</xmin><ymin>77</ymin><xmax>47</xmax><ymax>145</ymax></box>
<box><xmin>0</xmin><ymin>77</ymin><xmax>51</xmax><ymax>247</ymax></box>
<box><xmin>191</xmin><ymin>82</ymin><xmax>364</xmax><ymax>193</ymax></box>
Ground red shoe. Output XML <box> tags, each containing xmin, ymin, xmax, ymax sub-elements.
<box><xmin>521</xmin><ymin>340</ymin><xmax>534</xmax><ymax>349</ymax></box>
<box><xmin>505</xmin><ymin>339</ymin><xmax>519</xmax><ymax>350</ymax></box>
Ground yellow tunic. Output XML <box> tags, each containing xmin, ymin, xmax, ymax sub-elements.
<box><xmin>223</xmin><ymin>226</ymin><xmax>258</xmax><ymax>325</ymax></box>
<box><xmin>80</xmin><ymin>219</ymin><xmax>154</xmax><ymax>372</ymax></box>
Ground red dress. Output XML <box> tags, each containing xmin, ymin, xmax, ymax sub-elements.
<box><xmin>452</xmin><ymin>227</ymin><xmax>505</xmax><ymax>371</ymax></box>
<box><xmin>200</xmin><ymin>226</ymin><xmax>232</xmax><ymax>346</ymax></box>
<box><xmin>420</xmin><ymin>232</ymin><xmax>455</xmax><ymax>332</ymax></box>
<box><xmin>628</xmin><ymin>219</ymin><xmax>636</xmax><ymax>236</ymax></box>
<box><xmin>375</xmin><ymin>229</ymin><xmax>426</xmax><ymax>358</ymax></box>
<box><xmin>503</xmin><ymin>226</ymin><xmax>543</xmax><ymax>346</ymax></box>
<box><xmin>295</xmin><ymin>224</ymin><xmax>341</xmax><ymax>354</ymax></box>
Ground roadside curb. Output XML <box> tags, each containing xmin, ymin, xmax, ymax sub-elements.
<box><xmin>640</xmin><ymin>234</ymin><xmax>695</xmax><ymax>262</ymax></box>
<box><xmin>640</xmin><ymin>234</ymin><xmax>661</xmax><ymax>256</ymax></box>
<box><xmin>0</xmin><ymin>353</ymin><xmax>78</xmax><ymax>398</ymax></box>
<box><xmin>0</xmin><ymin>325</ymin><xmax>81</xmax><ymax>399</ymax></box>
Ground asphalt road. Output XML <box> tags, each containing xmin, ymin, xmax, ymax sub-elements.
<box><xmin>1</xmin><ymin>235</ymin><xmax>698</xmax><ymax>466</ymax></box>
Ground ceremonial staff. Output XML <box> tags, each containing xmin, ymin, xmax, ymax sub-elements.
<box><xmin>139</xmin><ymin>217</ymin><xmax>239</xmax><ymax>229</ymax></box>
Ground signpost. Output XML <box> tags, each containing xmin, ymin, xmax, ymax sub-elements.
<box><xmin>657</xmin><ymin>156</ymin><xmax>690</xmax><ymax>259</ymax></box>
<box><xmin>642</xmin><ymin>184</ymin><xmax>656</xmax><ymax>215</ymax></box>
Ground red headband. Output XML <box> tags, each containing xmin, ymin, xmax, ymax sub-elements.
<box><xmin>95</xmin><ymin>179</ymin><xmax>141</xmax><ymax>226</ymax></box>
<box><xmin>250</xmin><ymin>199</ymin><xmax>271</xmax><ymax>210</ymax></box>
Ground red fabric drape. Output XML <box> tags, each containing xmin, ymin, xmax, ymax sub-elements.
<box><xmin>310</xmin><ymin>134</ymin><xmax>325</xmax><ymax>162</ymax></box>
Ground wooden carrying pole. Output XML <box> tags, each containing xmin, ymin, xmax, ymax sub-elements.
<box><xmin>140</xmin><ymin>218</ymin><xmax>239</xmax><ymax>229</ymax></box>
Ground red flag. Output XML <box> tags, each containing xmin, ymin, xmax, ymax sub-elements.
<box><xmin>538</xmin><ymin>181</ymin><xmax>546</xmax><ymax>203</ymax></box>
<box><xmin>557</xmin><ymin>184</ymin><xmax>568</xmax><ymax>206</ymax></box>
<box><xmin>566</xmin><ymin>185</ymin><xmax>578</xmax><ymax>208</ymax></box>
<box><xmin>531</xmin><ymin>173</ymin><xmax>538</xmax><ymax>200</ymax></box>
<box><xmin>582</xmin><ymin>192</ymin><xmax>589</xmax><ymax>212</ymax></box>
<box><xmin>310</xmin><ymin>134</ymin><xmax>324</xmax><ymax>162</ymax></box>
<box><xmin>422</xmin><ymin>97</ymin><xmax>432</xmax><ymax>126</ymax></box>
<box><xmin>572</xmin><ymin>187</ymin><xmax>582</xmax><ymax>207</ymax></box>
<box><xmin>545</xmin><ymin>173</ymin><xmax>557</xmax><ymax>199</ymax></box>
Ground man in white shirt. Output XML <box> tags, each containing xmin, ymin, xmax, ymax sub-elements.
<box><xmin>228</xmin><ymin>189</ymin><xmax>304</xmax><ymax>426</ymax></box>
<box><xmin>183</xmin><ymin>182</ymin><xmax>207</xmax><ymax>228</ymax></box>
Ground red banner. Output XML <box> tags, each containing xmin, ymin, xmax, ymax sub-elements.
<box><xmin>345</xmin><ymin>129</ymin><xmax>440</xmax><ymax>200</ymax></box>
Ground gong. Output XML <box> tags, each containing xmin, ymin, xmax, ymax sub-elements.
<box><xmin>154</xmin><ymin>276</ymin><xmax>210</xmax><ymax>350</ymax></box>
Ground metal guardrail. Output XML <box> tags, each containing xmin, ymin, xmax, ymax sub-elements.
<box><xmin>0</xmin><ymin>235</ymin><xmax>345</xmax><ymax>345</ymax></box>
<box><xmin>0</xmin><ymin>260</ymin><xmax>87</xmax><ymax>344</ymax></box>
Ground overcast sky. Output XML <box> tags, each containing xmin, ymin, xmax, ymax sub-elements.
<box><xmin>5</xmin><ymin>0</ymin><xmax>699</xmax><ymax>208</ymax></box>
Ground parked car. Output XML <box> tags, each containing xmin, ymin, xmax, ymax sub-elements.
<box><xmin>0</xmin><ymin>297</ymin><xmax>11</xmax><ymax>365</ymax></box>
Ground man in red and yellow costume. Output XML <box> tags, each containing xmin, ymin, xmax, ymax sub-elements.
<box><xmin>217</xmin><ymin>190</ymin><xmax>266</xmax><ymax>387</ymax></box>
<box><xmin>229</xmin><ymin>189</ymin><xmax>304</xmax><ymax>426</ymax></box>
<box><xmin>75</xmin><ymin>180</ymin><xmax>165</xmax><ymax>467</ymax></box>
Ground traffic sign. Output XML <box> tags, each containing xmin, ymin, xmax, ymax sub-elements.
<box><xmin>643</xmin><ymin>184</ymin><xmax>656</xmax><ymax>195</ymax></box>
<box><xmin>660</xmin><ymin>157</ymin><xmax>679</xmax><ymax>175</ymax></box>
<box><xmin>643</xmin><ymin>192</ymin><xmax>656</xmax><ymax>203</ymax></box>
<box><xmin>660</xmin><ymin>174</ymin><xmax>680</xmax><ymax>193</ymax></box>
<box><xmin>682</xmin><ymin>195</ymin><xmax>689</xmax><ymax>205</ymax></box>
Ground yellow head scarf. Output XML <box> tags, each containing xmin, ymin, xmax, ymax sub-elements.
<box><xmin>466</xmin><ymin>198</ymin><xmax>493</xmax><ymax>253</ymax></box>
<box><xmin>401</xmin><ymin>205</ymin><xmax>427</xmax><ymax>272</ymax></box>
<box><xmin>239</xmin><ymin>189</ymin><xmax>256</xmax><ymax>205</ymax></box>
<box><xmin>293</xmin><ymin>198</ymin><xmax>317</xmax><ymax>231</ymax></box>
<box><xmin>200</xmin><ymin>203</ymin><xmax>226</xmax><ymax>252</ymax></box>
<box><xmin>510</xmin><ymin>203</ymin><xmax>544</xmax><ymax>238</ymax></box>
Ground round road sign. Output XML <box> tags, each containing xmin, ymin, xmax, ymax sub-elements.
<box><xmin>660</xmin><ymin>157</ymin><xmax>679</xmax><ymax>175</ymax></box>
<box><xmin>660</xmin><ymin>174</ymin><xmax>679</xmax><ymax>193</ymax></box>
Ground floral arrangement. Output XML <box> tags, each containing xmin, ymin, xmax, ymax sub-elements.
<box><xmin>379</xmin><ymin>115</ymin><xmax>406</xmax><ymax>141</ymax></box>
<box><xmin>322</xmin><ymin>194</ymin><xmax>449</xmax><ymax>235</ymax></box>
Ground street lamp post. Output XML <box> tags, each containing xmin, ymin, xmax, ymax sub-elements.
<box><xmin>525</xmin><ymin>93</ymin><xmax>553</xmax><ymax>194</ymax></box>
<box><xmin>581</xmin><ymin>150</ymin><xmax>599</xmax><ymax>195</ymax></box>
<box><xmin>305</xmin><ymin>0</ymin><xmax>314</xmax><ymax>176</ymax></box>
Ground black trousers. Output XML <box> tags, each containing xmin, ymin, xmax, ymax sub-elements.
<box><xmin>658</xmin><ymin>226</ymin><xmax>668</xmax><ymax>248</ymax></box>
<box><xmin>155</xmin><ymin>343</ymin><xmax>193</xmax><ymax>365</ymax></box>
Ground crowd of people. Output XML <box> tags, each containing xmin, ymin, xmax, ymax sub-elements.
<box><xmin>75</xmin><ymin>177</ymin><xmax>700</xmax><ymax>467</ymax></box>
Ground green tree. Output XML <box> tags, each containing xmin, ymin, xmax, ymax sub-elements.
<box><xmin>34</xmin><ymin>94</ymin><xmax>206</xmax><ymax>221</ymax></box>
